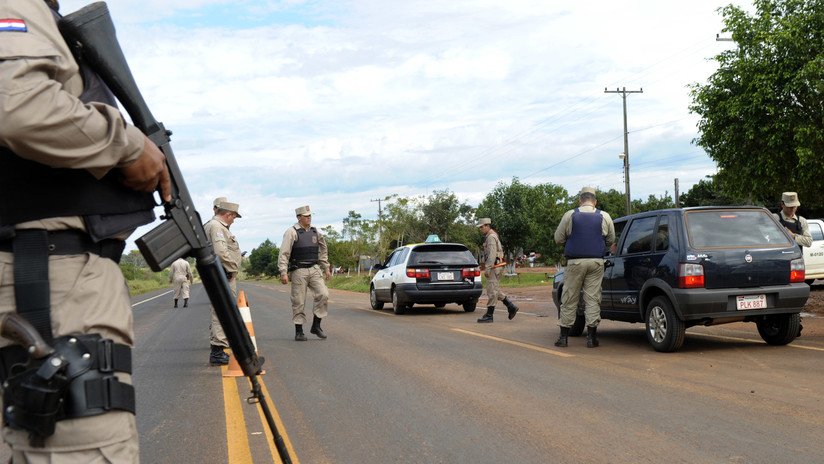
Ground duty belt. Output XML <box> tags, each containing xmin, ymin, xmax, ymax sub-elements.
<box><xmin>0</xmin><ymin>229</ymin><xmax>126</xmax><ymax>262</ymax></box>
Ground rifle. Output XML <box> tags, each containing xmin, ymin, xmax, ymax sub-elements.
<box><xmin>58</xmin><ymin>4</ymin><xmax>292</xmax><ymax>462</ymax></box>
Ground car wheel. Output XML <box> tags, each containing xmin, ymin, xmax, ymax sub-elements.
<box><xmin>462</xmin><ymin>299</ymin><xmax>477</xmax><ymax>312</ymax></box>
<box><xmin>434</xmin><ymin>303</ymin><xmax>446</xmax><ymax>309</ymax></box>
<box><xmin>569</xmin><ymin>313</ymin><xmax>586</xmax><ymax>337</ymax></box>
<box><xmin>805</xmin><ymin>279</ymin><xmax>815</xmax><ymax>286</ymax></box>
<box><xmin>756</xmin><ymin>313</ymin><xmax>801</xmax><ymax>345</ymax></box>
<box><xmin>370</xmin><ymin>285</ymin><xmax>384</xmax><ymax>310</ymax></box>
<box><xmin>645</xmin><ymin>296</ymin><xmax>685</xmax><ymax>352</ymax></box>
<box><xmin>392</xmin><ymin>288</ymin><xmax>406</xmax><ymax>315</ymax></box>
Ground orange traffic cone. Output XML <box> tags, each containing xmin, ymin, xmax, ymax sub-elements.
<box><xmin>223</xmin><ymin>290</ymin><xmax>263</xmax><ymax>377</ymax></box>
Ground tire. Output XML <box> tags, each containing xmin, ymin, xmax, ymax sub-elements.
<box><xmin>805</xmin><ymin>279</ymin><xmax>815</xmax><ymax>286</ymax></box>
<box><xmin>462</xmin><ymin>299</ymin><xmax>477</xmax><ymax>312</ymax></box>
<box><xmin>392</xmin><ymin>288</ymin><xmax>406</xmax><ymax>315</ymax></box>
<box><xmin>756</xmin><ymin>313</ymin><xmax>801</xmax><ymax>345</ymax></box>
<box><xmin>645</xmin><ymin>296</ymin><xmax>685</xmax><ymax>352</ymax></box>
<box><xmin>569</xmin><ymin>313</ymin><xmax>586</xmax><ymax>337</ymax></box>
<box><xmin>434</xmin><ymin>303</ymin><xmax>446</xmax><ymax>309</ymax></box>
<box><xmin>370</xmin><ymin>285</ymin><xmax>384</xmax><ymax>310</ymax></box>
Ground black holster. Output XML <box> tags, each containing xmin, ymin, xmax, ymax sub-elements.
<box><xmin>0</xmin><ymin>334</ymin><xmax>134</xmax><ymax>447</ymax></box>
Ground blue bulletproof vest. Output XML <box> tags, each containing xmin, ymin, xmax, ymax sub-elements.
<box><xmin>564</xmin><ymin>208</ymin><xmax>605</xmax><ymax>259</ymax></box>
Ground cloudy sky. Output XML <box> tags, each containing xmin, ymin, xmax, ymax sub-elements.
<box><xmin>58</xmin><ymin>0</ymin><xmax>742</xmax><ymax>253</ymax></box>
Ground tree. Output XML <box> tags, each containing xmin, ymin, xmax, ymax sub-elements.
<box><xmin>247</xmin><ymin>239</ymin><xmax>279</xmax><ymax>277</ymax></box>
<box><xmin>689</xmin><ymin>0</ymin><xmax>824</xmax><ymax>210</ymax></box>
<box><xmin>679</xmin><ymin>175</ymin><xmax>748</xmax><ymax>207</ymax></box>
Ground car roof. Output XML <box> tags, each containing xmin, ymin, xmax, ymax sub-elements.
<box><xmin>397</xmin><ymin>242</ymin><xmax>470</xmax><ymax>250</ymax></box>
<box><xmin>614</xmin><ymin>205</ymin><xmax>769</xmax><ymax>221</ymax></box>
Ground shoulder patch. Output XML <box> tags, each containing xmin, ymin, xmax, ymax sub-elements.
<box><xmin>0</xmin><ymin>19</ymin><xmax>27</xmax><ymax>32</ymax></box>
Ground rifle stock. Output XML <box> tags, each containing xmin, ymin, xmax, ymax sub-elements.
<box><xmin>58</xmin><ymin>3</ymin><xmax>291</xmax><ymax>462</ymax></box>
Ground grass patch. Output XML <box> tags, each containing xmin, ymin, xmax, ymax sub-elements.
<box><xmin>328</xmin><ymin>275</ymin><xmax>372</xmax><ymax>293</ymax></box>
<box><xmin>496</xmin><ymin>272</ymin><xmax>554</xmax><ymax>288</ymax></box>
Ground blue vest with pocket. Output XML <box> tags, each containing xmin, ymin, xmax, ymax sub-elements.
<box><xmin>564</xmin><ymin>208</ymin><xmax>605</xmax><ymax>259</ymax></box>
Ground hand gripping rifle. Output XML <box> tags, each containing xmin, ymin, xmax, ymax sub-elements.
<box><xmin>58</xmin><ymin>4</ymin><xmax>292</xmax><ymax>462</ymax></box>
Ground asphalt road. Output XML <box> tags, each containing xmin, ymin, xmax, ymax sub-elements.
<box><xmin>2</xmin><ymin>282</ymin><xmax>824</xmax><ymax>463</ymax></box>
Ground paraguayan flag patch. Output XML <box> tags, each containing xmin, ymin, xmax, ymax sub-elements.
<box><xmin>0</xmin><ymin>18</ymin><xmax>28</xmax><ymax>32</ymax></box>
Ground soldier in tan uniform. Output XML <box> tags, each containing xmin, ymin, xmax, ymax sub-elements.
<box><xmin>278</xmin><ymin>205</ymin><xmax>331</xmax><ymax>341</ymax></box>
<box><xmin>553</xmin><ymin>187</ymin><xmax>615</xmax><ymax>348</ymax></box>
<box><xmin>773</xmin><ymin>192</ymin><xmax>812</xmax><ymax>249</ymax></box>
<box><xmin>169</xmin><ymin>257</ymin><xmax>194</xmax><ymax>308</ymax></box>
<box><xmin>204</xmin><ymin>201</ymin><xmax>243</xmax><ymax>364</ymax></box>
<box><xmin>0</xmin><ymin>1</ymin><xmax>171</xmax><ymax>461</ymax></box>
<box><xmin>476</xmin><ymin>218</ymin><xmax>519</xmax><ymax>323</ymax></box>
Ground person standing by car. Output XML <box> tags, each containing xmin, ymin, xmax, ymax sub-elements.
<box><xmin>553</xmin><ymin>187</ymin><xmax>615</xmax><ymax>348</ymax></box>
<box><xmin>774</xmin><ymin>192</ymin><xmax>812</xmax><ymax>250</ymax></box>
<box><xmin>278</xmin><ymin>205</ymin><xmax>331</xmax><ymax>341</ymax></box>
<box><xmin>476</xmin><ymin>218</ymin><xmax>519</xmax><ymax>323</ymax></box>
<box><xmin>169</xmin><ymin>257</ymin><xmax>194</xmax><ymax>308</ymax></box>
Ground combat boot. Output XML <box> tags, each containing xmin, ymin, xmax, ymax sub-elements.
<box><xmin>310</xmin><ymin>316</ymin><xmax>327</xmax><ymax>339</ymax></box>
<box><xmin>183</xmin><ymin>298</ymin><xmax>189</xmax><ymax>308</ymax></box>
<box><xmin>586</xmin><ymin>326</ymin><xmax>599</xmax><ymax>348</ymax></box>
<box><xmin>503</xmin><ymin>297</ymin><xmax>519</xmax><ymax>320</ymax></box>
<box><xmin>554</xmin><ymin>327</ymin><xmax>570</xmax><ymax>347</ymax></box>
<box><xmin>174</xmin><ymin>299</ymin><xmax>178</xmax><ymax>308</ymax></box>
<box><xmin>295</xmin><ymin>325</ymin><xmax>307</xmax><ymax>341</ymax></box>
<box><xmin>209</xmin><ymin>345</ymin><xmax>229</xmax><ymax>365</ymax></box>
<box><xmin>477</xmin><ymin>306</ymin><xmax>495</xmax><ymax>323</ymax></box>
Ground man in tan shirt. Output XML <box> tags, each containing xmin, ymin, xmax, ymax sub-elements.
<box><xmin>204</xmin><ymin>201</ymin><xmax>243</xmax><ymax>364</ymax></box>
<box><xmin>0</xmin><ymin>1</ymin><xmax>170</xmax><ymax>461</ymax></box>
<box><xmin>169</xmin><ymin>257</ymin><xmax>194</xmax><ymax>308</ymax></box>
<box><xmin>476</xmin><ymin>218</ymin><xmax>519</xmax><ymax>323</ymax></box>
<box><xmin>278</xmin><ymin>205</ymin><xmax>331</xmax><ymax>341</ymax></box>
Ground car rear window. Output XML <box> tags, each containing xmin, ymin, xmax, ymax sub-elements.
<box><xmin>685</xmin><ymin>210</ymin><xmax>792</xmax><ymax>248</ymax></box>
<box><xmin>408</xmin><ymin>245</ymin><xmax>477</xmax><ymax>265</ymax></box>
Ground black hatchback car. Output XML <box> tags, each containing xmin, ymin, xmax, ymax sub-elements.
<box><xmin>552</xmin><ymin>206</ymin><xmax>810</xmax><ymax>352</ymax></box>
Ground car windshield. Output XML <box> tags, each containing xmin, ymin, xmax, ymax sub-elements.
<box><xmin>685</xmin><ymin>209</ymin><xmax>792</xmax><ymax>248</ymax></box>
<box><xmin>408</xmin><ymin>245</ymin><xmax>477</xmax><ymax>266</ymax></box>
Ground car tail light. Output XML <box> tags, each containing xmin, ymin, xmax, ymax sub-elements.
<box><xmin>790</xmin><ymin>258</ymin><xmax>805</xmax><ymax>283</ymax></box>
<box><xmin>461</xmin><ymin>267</ymin><xmax>481</xmax><ymax>278</ymax></box>
<box><xmin>406</xmin><ymin>268</ymin><xmax>430</xmax><ymax>279</ymax></box>
<box><xmin>678</xmin><ymin>263</ymin><xmax>704</xmax><ymax>288</ymax></box>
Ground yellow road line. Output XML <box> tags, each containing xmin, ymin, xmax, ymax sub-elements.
<box><xmin>451</xmin><ymin>328</ymin><xmax>574</xmax><ymax>358</ymax></box>
<box><xmin>692</xmin><ymin>332</ymin><xmax>824</xmax><ymax>352</ymax></box>
<box><xmin>222</xmin><ymin>365</ymin><xmax>254</xmax><ymax>463</ymax></box>
<box><xmin>255</xmin><ymin>378</ymin><xmax>301</xmax><ymax>464</ymax></box>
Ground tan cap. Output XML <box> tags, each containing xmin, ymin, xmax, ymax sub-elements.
<box><xmin>295</xmin><ymin>205</ymin><xmax>312</xmax><ymax>216</ymax></box>
<box><xmin>579</xmin><ymin>186</ymin><xmax>597</xmax><ymax>196</ymax></box>
<box><xmin>218</xmin><ymin>201</ymin><xmax>242</xmax><ymax>218</ymax></box>
<box><xmin>477</xmin><ymin>218</ymin><xmax>492</xmax><ymax>227</ymax></box>
<box><xmin>213</xmin><ymin>196</ymin><xmax>227</xmax><ymax>208</ymax></box>
<box><xmin>782</xmin><ymin>192</ymin><xmax>800</xmax><ymax>207</ymax></box>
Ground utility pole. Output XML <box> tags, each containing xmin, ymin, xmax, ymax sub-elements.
<box><xmin>370</xmin><ymin>197</ymin><xmax>384</xmax><ymax>242</ymax></box>
<box><xmin>605</xmin><ymin>86</ymin><xmax>643</xmax><ymax>215</ymax></box>
<box><xmin>674</xmin><ymin>178</ymin><xmax>680</xmax><ymax>208</ymax></box>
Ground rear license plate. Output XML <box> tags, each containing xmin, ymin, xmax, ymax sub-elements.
<box><xmin>436</xmin><ymin>272</ymin><xmax>454</xmax><ymax>281</ymax></box>
<box><xmin>736</xmin><ymin>294</ymin><xmax>767</xmax><ymax>310</ymax></box>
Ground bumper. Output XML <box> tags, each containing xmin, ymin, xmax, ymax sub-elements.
<box><xmin>395</xmin><ymin>282</ymin><xmax>483</xmax><ymax>304</ymax></box>
<box><xmin>669</xmin><ymin>283</ymin><xmax>810</xmax><ymax>321</ymax></box>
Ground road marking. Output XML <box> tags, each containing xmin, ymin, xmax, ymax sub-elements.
<box><xmin>221</xmin><ymin>365</ymin><xmax>254</xmax><ymax>463</ymax></box>
<box><xmin>131</xmin><ymin>290</ymin><xmax>172</xmax><ymax>307</ymax></box>
<box><xmin>257</xmin><ymin>378</ymin><xmax>300</xmax><ymax>463</ymax></box>
<box><xmin>692</xmin><ymin>332</ymin><xmax>824</xmax><ymax>352</ymax></box>
<box><xmin>451</xmin><ymin>328</ymin><xmax>574</xmax><ymax>358</ymax></box>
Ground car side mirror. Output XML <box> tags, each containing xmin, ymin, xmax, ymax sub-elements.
<box><xmin>372</xmin><ymin>264</ymin><xmax>384</xmax><ymax>271</ymax></box>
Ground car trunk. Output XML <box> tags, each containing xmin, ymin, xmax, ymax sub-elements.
<box><xmin>702</xmin><ymin>249</ymin><xmax>791</xmax><ymax>288</ymax></box>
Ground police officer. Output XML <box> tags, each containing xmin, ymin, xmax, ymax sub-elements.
<box><xmin>774</xmin><ymin>192</ymin><xmax>812</xmax><ymax>249</ymax></box>
<box><xmin>0</xmin><ymin>1</ymin><xmax>171</xmax><ymax>460</ymax></box>
<box><xmin>212</xmin><ymin>196</ymin><xmax>227</xmax><ymax>215</ymax></box>
<box><xmin>553</xmin><ymin>187</ymin><xmax>615</xmax><ymax>348</ymax></box>
<box><xmin>169</xmin><ymin>257</ymin><xmax>194</xmax><ymax>308</ymax></box>
<box><xmin>278</xmin><ymin>206</ymin><xmax>331</xmax><ymax>341</ymax></box>
<box><xmin>204</xmin><ymin>201</ymin><xmax>243</xmax><ymax>364</ymax></box>
<box><xmin>476</xmin><ymin>218</ymin><xmax>519</xmax><ymax>323</ymax></box>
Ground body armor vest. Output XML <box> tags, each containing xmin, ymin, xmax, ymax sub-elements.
<box><xmin>0</xmin><ymin>9</ymin><xmax>154</xmax><ymax>237</ymax></box>
<box><xmin>564</xmin><ymin>208</ymin><xmax>605</xmax><ymax>259</ymax></box>
<box><xmin>290</xmin><ymin>227</ymin><xmax>320</xmax><ymax>265</ymax></box>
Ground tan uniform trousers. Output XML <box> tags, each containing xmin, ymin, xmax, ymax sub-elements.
<box><xmin>289</xmin><ymin>266</ymin><xmax>329</xmax><ymax>325</ymax></box>
<box><xmin>559</xmin><ymin>258</ymin><xmax>605</xmax><ymax>328</ymax></box>
<box><xmin>209</xmin><ymin>275</ymin><xmax>236</xmax><ymax>348</ymax></box>
<box><xmin>172</xmin><ymin>276</ymin><xmax>191</xmax><ymax>299</ymax></box>
<box><xmin>484</xmin><ymin>266</ymin><xmax>507</xmax><ymax>307</ymax></box>
<box><xmin>0</xmin><ymin>252</ymin><xmax>138</xmax><ymax>462</ymax></box>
